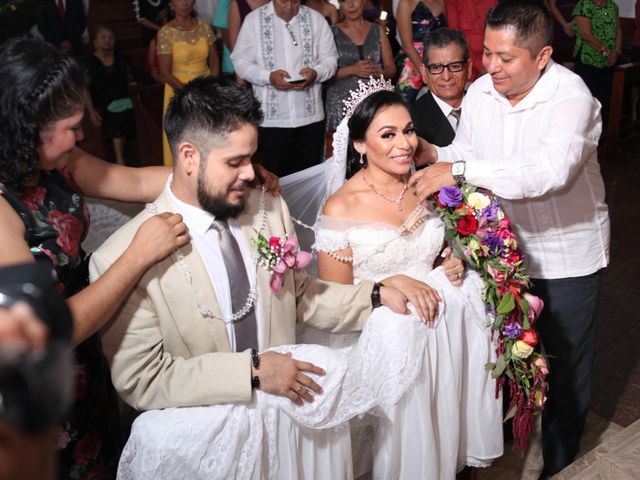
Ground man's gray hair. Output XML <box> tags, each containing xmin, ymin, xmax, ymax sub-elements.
<box><xmin>422</xmin><ymin>28</ymin><xmax>470</xmax><ymax>64</ymax></box>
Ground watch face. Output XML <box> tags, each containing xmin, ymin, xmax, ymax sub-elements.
<box><xmin>452</xmin><ymin>162</ymin><xmax>464</xmax><ymax>176</ymax></box>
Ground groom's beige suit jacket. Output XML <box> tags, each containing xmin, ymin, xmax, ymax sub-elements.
<box><xmin>89</xmin><ymin>187</ymin><xmax>373</xmax><ymax>411</ymax></box>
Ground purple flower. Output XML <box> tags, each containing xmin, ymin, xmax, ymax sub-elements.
<box><xmin>439</xmin><ymin>186</ymin><xmax>463</xmax><ymax>207</ymax></box>
<box><xmin>504</xmin><ymin>323</ymin><xmax>521</xmax><ymax>339</ymax></box>
<box><xmin>482</xmin><ymin>234</ymin><xmax>504</xmax><ymax>256</ymax></box>
<box><xmin>482</xmin><ymin>199</ymin><xmax>500</xmax><ymax>221</ymax></box>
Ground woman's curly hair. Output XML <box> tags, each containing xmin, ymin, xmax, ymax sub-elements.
<box><xmin>0</xmin><ymin>37</ymin><xmax>86</xmax><ymax>192</ymax></box>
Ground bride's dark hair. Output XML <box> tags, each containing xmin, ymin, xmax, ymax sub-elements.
<box><xmin>346</xmin><ymin>90</ymin><xmax>408</xmax><ymax>179</ymax></box>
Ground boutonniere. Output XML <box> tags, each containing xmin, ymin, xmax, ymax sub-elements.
<box><xmin>254</xmin><ymin>231</ymin><xmax>312</xmax><ymax>294</ymax></box>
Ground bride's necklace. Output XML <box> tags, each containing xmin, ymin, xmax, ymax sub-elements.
<box><xmin>145</xmin><ymin>188</ymin><xmax>267</xmax><ymax>324</ymax></box>
<box><xmin>362</xmin><ymin>173</ymin><xmax>408</xmax><ymax>211</ymax></box>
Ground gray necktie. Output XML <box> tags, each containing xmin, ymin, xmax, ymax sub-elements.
<box><xmin>212</xmin><ymin>220</ymin><xmax>258</xmax><ymax>352</ymax></box>
<box><xmin>450</xmin><ymin>108</ymin><xmax>461</xmax><ymax>128</ymax></box>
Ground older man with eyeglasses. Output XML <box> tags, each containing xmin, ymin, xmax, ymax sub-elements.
<box><xmin>232</xmin><ymin>0</ymin><xmax>338</xmax><ymax>177</ymax></box>
<box><xmin>410</xmin><ymin>28</ymin><xmax>473</xmax><ymax>147</ymax></box>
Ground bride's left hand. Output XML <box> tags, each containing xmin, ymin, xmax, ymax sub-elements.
<box><xmin>441</xmin><ymin>247</ymin><xmax>464</xmax><ymax>287</ymax></box>
<box><xmin>251</xmin><ymin>163</ymin><xmax>281</xmax><ymax>195</ymax></box>
<box><xmin>381</xmin><ymin>275</ymin><xmax>441</xmax><ymax>327</ymax></box>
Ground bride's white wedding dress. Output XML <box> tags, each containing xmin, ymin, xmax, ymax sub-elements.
<box><xmin>117</xmin><ymin>206</ymin><xmax>502</xmax><ymax>480</ymax></box>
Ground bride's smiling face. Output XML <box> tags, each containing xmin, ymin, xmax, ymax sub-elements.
<box><xmin>355</xmin><ymin>104</ymin><xmax>417</xmax><ymax>175</ymax></box>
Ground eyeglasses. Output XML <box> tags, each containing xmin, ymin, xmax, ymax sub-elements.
<box><xmin>284</xmin><ymin>23</ymin><xmax>297</xmax><ymax>46</ymax></box>
<box><xmin>426</xmin><ymin>61</ymin><xmax>467</xmax><ymax>75</ymax></box>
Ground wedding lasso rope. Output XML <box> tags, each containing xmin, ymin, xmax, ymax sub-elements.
<box><xmin>145</xmin><ymin>187</ymin><xmax>268</xmax><ymax>324</ymax></box>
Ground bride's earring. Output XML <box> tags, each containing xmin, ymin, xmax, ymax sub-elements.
<box><xmin>359</xmin><ymin>153</ymin><xmax>365</xmax><ymax>165</ymax></box>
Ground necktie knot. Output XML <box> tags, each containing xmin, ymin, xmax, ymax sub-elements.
<box><xmin>450</xmin><ymin>108</ymin><xmax>461</xmax><ymax>123</ymax></box>
<box><xmin>211</xmin><ymin>219</ymin><xmax>229</xmax><ymax>234</ymax></box>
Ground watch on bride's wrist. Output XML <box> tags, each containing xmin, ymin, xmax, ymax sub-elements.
<box><xmin>451</xmin><ymin>161</ymin><xmax>466</xmax><ymax>186</ymax></box>
<box><xmin>371</xmin><ymin>282</ymin><xmax>382</xmax><ymax>309</ymax></box>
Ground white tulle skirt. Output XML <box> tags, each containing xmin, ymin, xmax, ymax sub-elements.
<box><xmin>117</xmin><ymin>268</ymin><xmax>502</xmax><ymax>480</ymax></box>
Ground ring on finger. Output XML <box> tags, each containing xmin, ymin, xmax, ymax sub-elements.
<box><xmin>456</xmin><ymin>272</ymin><xmax>462</xmax><ymax>279</ymax></box>
<box><xmin>294</xmin><ymin>385</ymin><xmax>303</xmax><ymax>394</ymax></box>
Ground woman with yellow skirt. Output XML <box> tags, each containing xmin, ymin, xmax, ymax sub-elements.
<box><xmin>158</xmin><ymin>0</ymin><xmax>219</xmax><ymax>165</ymax></box>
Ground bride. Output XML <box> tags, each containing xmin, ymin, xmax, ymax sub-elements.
<box><xmin>117</xmin><ymin>79</ymin><xmax>502</xmax><ymax>480</ymax></box>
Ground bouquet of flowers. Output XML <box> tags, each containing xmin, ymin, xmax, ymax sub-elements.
<box><xmin>254</xmin><ymin>232</ymin><xmax>312</xmax><ymax>294</ymax></box>
<box><xmin>432</xmin><ymin>184</ymin><xmax>549</xmax><ymax>454</ymax></box>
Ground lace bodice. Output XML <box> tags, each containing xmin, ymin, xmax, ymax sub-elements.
<box><xmin>315</xmin><ymin>206</ymin><xmax>445</xmax><ymax>283</ymax></box>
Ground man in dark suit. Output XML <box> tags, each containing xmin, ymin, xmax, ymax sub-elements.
<box><xmin>410</xmin><ymin>28</ymin><xmax>472</xmax><ymax>147</ymax></box>
<box><xmin>38</xmin><ymin>0</ymin><xmax>87</xmax><ymax>55</ymax></box>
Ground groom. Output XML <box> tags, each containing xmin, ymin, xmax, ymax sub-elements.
<box><xmin>89</xmin><ymin>76</ymin><xmax>404</xmax><ymax>412</ymax></box>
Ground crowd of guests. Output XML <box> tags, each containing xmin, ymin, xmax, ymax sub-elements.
<box><xmin>0</xmin><ymin>0</ymin><xmax>632</xmax><ymax>478</ymax></box>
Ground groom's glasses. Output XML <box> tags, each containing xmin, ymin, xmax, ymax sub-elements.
<box><xmin>284</xmin><ymin>23</ymin><xmax>298</xmax><ymax>46</ymax></box>
<box><xmin>426</xmin><ymin>60</ymin><xmax>467</xmax><ymax>75</ymax></box>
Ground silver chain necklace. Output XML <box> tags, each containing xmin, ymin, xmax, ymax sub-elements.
<box><xmin>362</xmin><ymin>174</ymin><xmax>408</xmax><ymax>211</ymax></box>
<box><xmin>145</xmin><ymin>188</ymin><xmax>267</xmax><ymax>324</ymax></box>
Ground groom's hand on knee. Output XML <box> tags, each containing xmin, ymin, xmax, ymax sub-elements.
<box><xmin>253</xmin><ymin>351</ymin><xmax>325</xmax><ymax>405</ymax></box>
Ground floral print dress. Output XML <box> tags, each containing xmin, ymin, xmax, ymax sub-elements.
<box><xmin>0</xmin><ymin>169</ymin><xmax>121</xmax><ymax>480</ymax></box>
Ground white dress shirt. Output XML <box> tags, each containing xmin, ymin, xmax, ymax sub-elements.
<box><xmin>166</xmin><ymin>177</ymin><xmax>264</xmax><ymax>351</ymax></box>
<box><xmin>231</xmin><ymin>3</ymin><xmax>338</xmax><ymax>128</ymax></box>
<box><xmin>432</xmin><ymin>92</ymin><xmax>460</xmax><ymax>131</ymax></box>
<box><xmin>437</xmin><ymin>60</ymin><xmax>610</xmax><ymax>279</ymax></box>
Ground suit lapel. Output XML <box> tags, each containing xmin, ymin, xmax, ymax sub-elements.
<box><xmin>153</xmin><ymin>191</ymin><xmax>232</xmax><ymax>352</ymax></box>
<box><xmin>236</xmin><ymin>188</ymin><xmax>274</xmax><ymax>348</ymax></box>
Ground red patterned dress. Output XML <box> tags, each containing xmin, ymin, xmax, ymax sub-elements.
<box><xmin>0</xmin><ymin>168</ymin><xmax>121</xmax><ymax>480</ymax></box>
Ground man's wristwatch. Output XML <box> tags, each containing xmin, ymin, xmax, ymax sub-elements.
<box><xmin>371</xmin><ymin>282</ymin><xmax>382</xmax><ymax>309</ymax></box>
<box><xmin>451</xmin><ymin>161</ymin><xmax>466</xmax><ymax>186</ymax></box>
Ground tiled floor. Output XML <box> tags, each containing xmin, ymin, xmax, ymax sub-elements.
<box><xmin>477</xmin><ymin>130</ymin><xmax>640</xmax><ymax>479</ymax></box>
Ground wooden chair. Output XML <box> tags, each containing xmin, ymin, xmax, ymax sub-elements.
<box><xmin>600</xmin><ymin>61</ymin><xmax>640</xmax><ymax>158</ymax></box>
<box><xmin>128</xmin><ymin>82</ymin><xmax>164</xmax><ymax>167</ymax></box>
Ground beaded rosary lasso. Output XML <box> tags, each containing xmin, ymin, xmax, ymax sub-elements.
<box><xmin>145</xmin><ymin>187</ymin><xmax>268</xmax><ymax>324</ymax></box>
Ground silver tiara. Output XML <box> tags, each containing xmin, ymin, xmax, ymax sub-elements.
<box><xmin>342</xmin><ymin>76</ymin><xmax>395</xmax><ymax>119</ymax></box>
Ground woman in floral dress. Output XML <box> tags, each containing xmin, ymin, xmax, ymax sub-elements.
<box><xmin>0</xmin><ymin>37</ymin><xmax>190</xmax><ymax>479</ymax></box>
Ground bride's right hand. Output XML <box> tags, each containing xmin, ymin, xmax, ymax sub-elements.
<box><xmin>381</xmin><ymin>275</ymin><xmax>441</xmax><ymax>327</ymax></box>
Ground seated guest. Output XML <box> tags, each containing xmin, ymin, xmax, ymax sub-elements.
<box><xmin>90</xmin><ymin>77</ymin><xmax>405</xmax><ymax>478</ymax></box>
<box><xmin>85</xmin><ymin>25</ymin><xmax>136</xmax><ymax>166</ymax></box>
<box><xmin>232</xmin><ymin>0</ymin><xmax>338</xmax><ymax>177</ymax></box>
<box><xmin>411</xmin><ymin>27</ymin><xmax>471</xmax><ymax>146</ymax></box>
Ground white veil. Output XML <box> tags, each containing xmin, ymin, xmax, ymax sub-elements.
<box><xmin>280</xmin><ymin>76</ymin><xmax>396</xmax><ymax>255</ymax></box>
<box><xmin>280</xmin><ymin>115</ymin><xmax>350</xmax><ymax>255</ymax></box>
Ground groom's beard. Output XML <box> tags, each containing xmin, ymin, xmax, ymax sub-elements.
<box><xmin>197</xmin><ymin>176</ymin><xmax>247</xmax><ymax>221</ymax></box>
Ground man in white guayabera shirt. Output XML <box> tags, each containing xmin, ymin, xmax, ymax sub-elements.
<box><xmin>231</xmin><ymin>0</ymin><xmax>337</xmax><ymax>177</ymax></box>
<box><xmin>410</xmin><ymin>1</ymin><xmax>610</xmax><ymax>479</ymax></box>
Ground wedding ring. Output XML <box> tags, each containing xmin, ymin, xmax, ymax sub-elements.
<box><xmin>456</xmin><ymin>273</ymin><xmax>462</xmax><ymax>280</ymax></box>
<box><xmin>294</xmin><ymin>385</ymin><xmax>303</xmax><ymax>394</ymax></box>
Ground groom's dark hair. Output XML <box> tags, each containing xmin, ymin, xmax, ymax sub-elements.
<box><xmin>164</xmin><ymin>76</ymin><xmax>263</xmax><ymax>160</ymax></box>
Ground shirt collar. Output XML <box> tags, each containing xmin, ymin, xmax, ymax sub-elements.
<box><xmin>265</xmin><ymin>2</ymin><xmax>302</xmax><ymax>23</ymax></box>
<box><xmin>483</xmin><ymin>59</ymin><xmax>559</xmax><ymax>111</ymax></box>
<box><xmin>166</xmin><ymin>174</ymin><xmax>216</xmax><ymax>236</ymax></box>
<box><xmin>431</xmin><ymin>91</ymin><xmax>456</xmax><ymax>117</ymax></box>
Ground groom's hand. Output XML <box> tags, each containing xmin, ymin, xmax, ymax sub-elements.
<box><xmin>253</xmin><ymin>351</ymin><xmax>325</xmax><ymax>405</ymax></box>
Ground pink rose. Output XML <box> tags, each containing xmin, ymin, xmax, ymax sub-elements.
<box><xmin>533</xmin><ymin>356</ymin><xmax>549</xmax><ymax>376</ymax></box>
<box><xmin>487</xmin><ymin>265</ymin><xmax>506</xmax><ymax>286</ymax></box>
<box><xmin>524</xmin><ymin>293</ymin><xmax>544</xmax><ymax>323</ymax></box>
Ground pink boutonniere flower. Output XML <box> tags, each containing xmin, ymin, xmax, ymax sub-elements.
<box><xmin>254</xmin><ymin>231</ymin><xmax>312</xmax><ymax>294</ymax></box>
